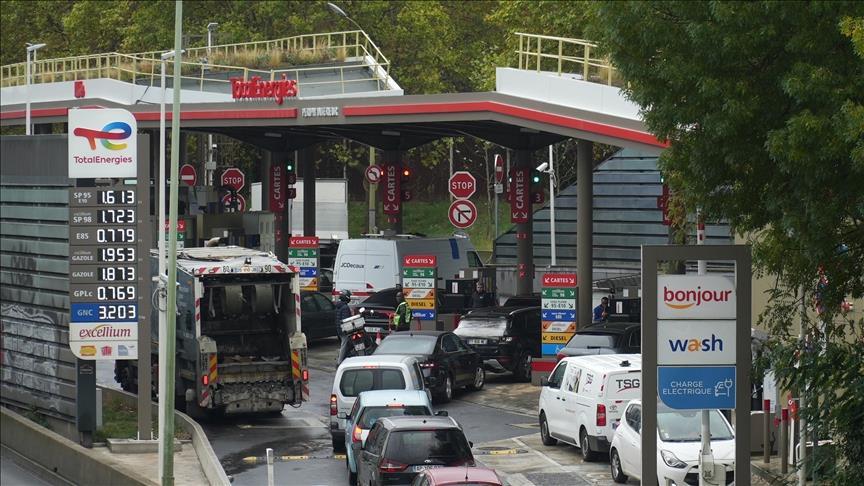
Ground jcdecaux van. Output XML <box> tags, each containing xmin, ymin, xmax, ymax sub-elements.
<box><xmin>333</xmin><ymin>237</ymin><xmax>483</xmax><ymax>301</ymax></box>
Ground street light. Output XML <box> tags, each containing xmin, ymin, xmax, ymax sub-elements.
<box><xmin>205</xmin><ymin>22</ymin><xmax>219</xmax><ymax>186</ymax></box>
<box><xmin>326</xmin><ymin>2</ymin><xmax>364</xmax><ymax>32</ymax></box>
<box><xmin>536</xmin><ymin>146</ymin><xmax>558</xmax><ymax>266</ymax></box>
<box><xmin>25</xmin><ymin>42</ymin><xmax>46</xmax><ymax>135</ymax></box>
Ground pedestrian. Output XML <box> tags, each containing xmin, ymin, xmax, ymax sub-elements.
<box><xmin>335</xmin><ymin>290</ymin><xmax>353</xmax><ymax>364</ymax></box>
<box><xmin>470</xmin><ymin>281</ymin><xmax>494</xmax><ymax>308</ymax></box>
<box><xmin>392</xmin><ymin>288</ymin><xmax>412</xmax><ymax>331</ymax></box>
<box><xmin>593</xmin><ymin>296</ymin><xmax>609</xmax><ymax>323</ymax></box>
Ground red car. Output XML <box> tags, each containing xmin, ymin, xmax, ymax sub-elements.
<box><xmin>410</xmin><ymin>467</ymin><xmax>503</xmax><ymax>486</ymax></box>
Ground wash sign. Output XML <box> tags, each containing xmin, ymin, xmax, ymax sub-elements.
<box><xmin>541</xmin><ymin>273</ymin><xmax>577</xmax><ymax>356</ymax></box>
<box><xmin>657</xmin><ymin>275</ymin><xmax>737</xmax><ymax>410</ymax></box>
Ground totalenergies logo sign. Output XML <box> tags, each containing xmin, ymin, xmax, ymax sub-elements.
<box><xmin>657</xmin><ymin>275</ymin><xmax>736</xmax><ymax>319</ymax></box>
<box><xmin>230</xmin><ymin>75</ymin><xmax>298</xmax><ymax>105</ymax></box>
<box><xmin>68</xmin><ymin>108</ymin><xmax>137</xmax><ymax>178</ymax></box>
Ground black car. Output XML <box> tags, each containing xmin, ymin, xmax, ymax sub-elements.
<box><xmin>453</xmin><ymin>306</ymin><xmax>541</xmax><ymax>382</ymax></box>
<box><xmin>373</xmin><ymin>331</ymin><xmax>484</xmax><ymax>403</ymax></box>
<box><xmin>300</xmin><ymin>291</ymin><xmax>338</xmax><ymax>340</ymax></box>
<box><xmin>357</xmin><ymin>416</ymin><xmax>474</xmax><ymax>486</ymax></box>
<box><xmin>556</xmin><ymin>321</ymin><xmax>641</xmax><ymax>360</ymax></box>
<box><xmin>502</xmin><ymin>295</ymin><xmax>541</xmax><ymax>308</ymax></box>
<box><xmin>352</xmin><ymin>288</ymin><xmax>467</xmax><ymax>336</ymax></box>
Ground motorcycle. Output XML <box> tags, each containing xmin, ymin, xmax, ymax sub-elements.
<box><xmin>340</xmin><ymin>311</ymin><xmax>377</xmax><ymax>360</ymax></box>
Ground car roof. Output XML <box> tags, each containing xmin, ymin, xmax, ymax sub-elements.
<box><xmin>560</xmin><ymin>353</ymin><xmax>641</xmax><ymax>371</ymax></box>
<box><xmin>378</xmin><ymin>415</ymin><xmax>459</xmax><ymax>430</ymax></box>
<box><xmin>385</xmin><ymin>330</ymin><xmax>445</xmax><ymax>338</ymax></box>
<box><xmin>463</xmin><ymin>306</ymin><xmax>539</xmax><ymax>318</ymax></box>
<box><xmin>575</xmin><ymin>321</ymin><xmax>640</xmax><ymax>334</ymax></box>
<box><xmin>424</xmin><ymin>467</ymin><xmax>501</xmax><ymax>484</ymax></box>
<box><xmin>356</xmin><ymin>390</ymin><xmax>430</xmax><ymax>406</ymax></box>
<box><xmin>338</xmin><ymin>354</ymin><xmax>417</xmax><ymax>368</ymax></box>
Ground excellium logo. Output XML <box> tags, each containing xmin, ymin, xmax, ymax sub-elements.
<box><xmin>73</xmin><ymin>121</ymin><xmax>132</xmax><ymax>150</ymax></box>
<box><xmin>663</xmin><ymin>286</ymin><xmax>732</xmax><ymax>310</ymax></box>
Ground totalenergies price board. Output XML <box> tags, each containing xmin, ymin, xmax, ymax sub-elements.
<box><xmin>289</xmin><ymin>236</ymin><xmax>319</xmax><ymax>291</ymax></box>
<box><xmin>402</xmin><ymin>255</ymin><xmax>437</xmax><ymax>321</ymax></box>
<box><xmin>541</xmin><ymin>273</ymin><xmax>577</xmax><ymax>356</ymax></box>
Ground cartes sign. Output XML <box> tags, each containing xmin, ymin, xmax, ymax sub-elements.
<box><xmin>402</xmin><ymin>255</ymin><xmax>437</xmax><ymax>321</ymax></box>
<box><xmin>541</xmin><ymin>272</ymin><xmax>577</xmax><ymax>356</ymax></box>
<box><xmin>270</xmin><ymin>164</ymin><xmax>285</xmax><ymax>212</ymax></box>
<box><xmin>289</xmin><ymin>236</ymin><xmax>319</xmax><ymax>291</ymax></box>
<box><xmin>68</xmin><ymin>108</ymin><xmax>137</xmax><ymax>178</ymax></box>
<box><xmin>510</xmin><ymin>167</ymin><xmax>529</xmax><ymax>223</ymax></box>
<box><xmin>382</xmin><ymin>164</ymin><xmax>401</xmax><ymax>215</ymax></box>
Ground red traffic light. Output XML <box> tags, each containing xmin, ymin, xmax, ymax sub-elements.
<box><xmin>402</xmin><ymin>168</ymin><xmax>411</xmax><ymax>178</ymax></box>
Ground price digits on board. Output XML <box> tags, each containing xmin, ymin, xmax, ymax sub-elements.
<box><xmin>98</xmin><ymin>189</ymin><xmax>135</xmax><ymax>205</ymax></box>
<box><xmin>98</xmin><ymin>266</ymin><xmax>136</xmax><ymax>281</ymax></box>
<box><xmin>97</xmin><ymin>208</ymin><xmax>135</xmax><ymax>224</ymax></box>
<box><xmin>97</xmin><ymin>227</ymin><xmax>136</xmax><ymax>243</ymax></box>
<box><xmin>98</xmin><ymin>303</ymin><xmax>137</xmax><ymax>320</ymax></box>
<box><xmin>97</xmin><ymin>285</ymin><xmax>136</xmax><ymax>300</ymax></box>
<box><xmin>99</xmin><ymin>247</ymin><xmax>136</xmax><ymax>262</ymax></box>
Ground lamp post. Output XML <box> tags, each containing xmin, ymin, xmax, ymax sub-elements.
<box><xmin>326</xmin><ymin>2</ymin><xmax>364</xmax><ymax>31</ymax></box>
<box><xmin>206</xmin><ymin>22</ymin><xmax>218</xmax><ymax>186</ymax></box>
<box><xmin>25</xmin><ymin>42</ymin><xmax>46</xmax><ymax>135</ymax></box>
<box><xmin>536</xmin><ymin>145</ymin><xmax>557</xmax><ymax>266</ymax></box>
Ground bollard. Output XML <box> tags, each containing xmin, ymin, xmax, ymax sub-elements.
<box><xmin>763</xmin><ymin>399</ymin><xmax>771</xmax><ymax>463</ymax></box>
<box><xmin>266</xmin><ymin>447</ymin><xmax>275</xmax><ymax>486</ymax></box>
<box><xmin>780</xmin><ymin>408</ymin><xmax>789</xmax><ymax>474</ymax></box>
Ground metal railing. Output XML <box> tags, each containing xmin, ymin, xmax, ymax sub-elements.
<box><xmin>0</xmin><ymin>30</ymin><xmax>392</xmax><ymax>94</ymax></box>
<box><xmin>514</xmin><ymin>32</ymin><xmax>622</xmax><ymax>87</ymax></box>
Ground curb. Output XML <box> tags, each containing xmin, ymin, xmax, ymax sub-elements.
<box><xmin>750</xmin><ymin>461</ymin><xmax>786</xmax><ymax>485</ymax></box>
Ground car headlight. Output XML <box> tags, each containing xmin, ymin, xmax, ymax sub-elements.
<box><xmin>660</xmin><ymin>449</ymin><xmax>687</xmax><ymax>469</ymax></box>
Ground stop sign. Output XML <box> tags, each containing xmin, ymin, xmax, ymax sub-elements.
<box><xmin>449</xmin><ymin>171</ymin><xmax>477</xmax><ymax>199</ymax></box>
<box><xmin>220</xmin><ymin>168</ymin><xmax>245</xmax><ymax>191</ymax></box>
<box><xmin>180</xmin><ymin>164</ymin><xmax>197</xmax><ymax>186</ymax></box>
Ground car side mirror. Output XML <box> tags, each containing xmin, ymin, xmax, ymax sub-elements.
<box><xmin>435</xmin><ymin>410</ymin><xmax>449</xmax><ymax>417</ymax></box>
<box><xmin>540</xmin><ymin>377</ymin><xmax>549</xmax><ymax>387</ymax></box>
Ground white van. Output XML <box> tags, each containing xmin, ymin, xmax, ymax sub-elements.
<box><xmin>329</xmin><ymin>355</ymin><xmax>428</xmax><ymax>452</ymax></box>
<box><xmin>333</xmin><ymin>237</ymin><xmax>483</xmax><ymax>301</ymax></box>
<box><xmin>538</xmin><ymin>354</ymin><xmax>641</xmax><ymax>461</ymax></box>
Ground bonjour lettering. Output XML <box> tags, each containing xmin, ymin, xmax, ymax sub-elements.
<box><xmin>231</xmin><ymin>75</ymin><xmax>298</xmax><ymax>105</ymax></box>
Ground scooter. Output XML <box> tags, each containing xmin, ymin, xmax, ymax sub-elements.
<box><xmin>340</xmin><ymin>313</ymin><xmax>376</xmax><ymax>359</ymax></box>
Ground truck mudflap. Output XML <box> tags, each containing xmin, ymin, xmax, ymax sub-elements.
<box><xmin>291</xmin><ymin>349</ymin><xmax>309</xmax><ymax>402</ymax></box>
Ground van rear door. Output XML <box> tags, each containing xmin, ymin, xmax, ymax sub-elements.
<box><xmin>603</xmin><ymin>370</ymin><xmax>642</xmax><ymax>427</ymax></box>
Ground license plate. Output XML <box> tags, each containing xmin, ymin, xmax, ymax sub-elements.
<box><xmin>365</xmin><ymin>327</ymin><xmax>382</xmax><ymax>333</ymax></box>
<box><xmin>412</xmin><ymin>465</ymin><xmax>444</xmax><ymax>472</ymax></box>
<box><xmin>468</xmin><ymin>339</ymin><xmax>486</xmax><ymax>345</ymax></box>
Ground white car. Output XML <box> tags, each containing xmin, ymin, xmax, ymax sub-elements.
<box><xmin>609</xmin><ymin>399</ymin><xmax>736</xmax><ymax>485</ymax></box>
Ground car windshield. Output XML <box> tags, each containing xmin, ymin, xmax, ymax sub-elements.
<box><xmin>364</xmin><ymin>289</ymin><xmax>396</xmax><ymax>306</ymax></box>
<box><xmin>384</xmin><ymin>429</ymin><xmax>473</xmax><ymax>465</ymax></box>
<box><xmin>566</xmin><ymin>333</ymin><xmax>618</xmax><ymax>349</ymax></box>
<box><xmin>358</xmin><ymin>405</ymin><xmax>431</xmax><ymax>429</ymax></box>
<box><xmin>455</xmin><ymin>317</ymin><xmax>508</xmax><ymax>337</ymax></box>
<box><xmin>657</xmin><ymin>410</ymin><xmax>734</xmax><ymax>442</ymax></box>
<box><xmin>339</xmin><ymin>368</ymin><xmax>406</xmax><ymax>397</ymax></box>
<box><xmin>375</xmin><ymin>337</ymin><xmax>436</xmax><ymax>355</ymax></box>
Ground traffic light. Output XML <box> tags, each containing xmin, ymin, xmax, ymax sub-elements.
<box><xmin>401</xmin><ymin>167</ymin><xmax>411</xmax><ymax>182</ymax></box>
<box><xmin>286</xmin><ymin>161</ymin><xmax>297</xmax><ymax>185</ymax></box>
<box><xmin>531</xmin><ymin>169</ymin><xmax>542</xmax><ymax>185</ymax></box>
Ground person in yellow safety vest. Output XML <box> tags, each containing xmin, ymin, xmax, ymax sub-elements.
<box><xmin>392</xmin><ymin>288</ymin><xmax>412</xmax><ymax>331</ymax></box>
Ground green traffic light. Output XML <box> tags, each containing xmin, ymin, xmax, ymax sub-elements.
<box><xmin>286</xmin><ymin>163</ymin><xmax>294</xmax><ymax>172</ymax></box>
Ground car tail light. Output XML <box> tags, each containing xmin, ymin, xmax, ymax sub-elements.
<box><xmin>419</xmin><ymin>362</ymin><xmax>436</xmax><ymax>368</ymax></box>
<box><xmin>330</xmin><ymin>394</ymin><xmax>338</xmax><ymax>416</ymax></box>
<box><xmin>202</xmin><ymin>374</ymin><xmax>209</xmax><ymax>385</ymax></box>
<box><xmin>378</xmin><ymin>458</ymin><xmax>407</xmax><ymax>473</ymax></box>
<box><xmin>597</xmin><ymin>404</ymin><xmax>607</xmax><ymax>427</ymax></box>
<box><xmin>555</xmin><ymin>351</ymin><xmax>566</xmax><ymax>362</ymax></box>
<box><xmin>302</xmin><ymin>369</ymin><xmax>309</xmax><ymax>381</ymax></box>
<box><xmin>352</xmin><ymin>425</ymin><xmax>363</xmax><ymax>443</ymax></box>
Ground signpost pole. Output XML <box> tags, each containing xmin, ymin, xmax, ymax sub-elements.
<box><xmin>162</xmin><ymin>3</ymin><xmax>183</xmax><ymax>484</ymax></box>
<box><xmin>548</xmin><ymin>145</ymin><xmax>556</xmax><ymax>267</ymax></box>
<box><xmin>368</xmin><ymin>147</ymin><xmax>376</xmax><ymax>233</ymax></box>
<box><xmin>696</xmin><ymin>208</ymin><xmax>713</xmax><ymax>486</ymax></box>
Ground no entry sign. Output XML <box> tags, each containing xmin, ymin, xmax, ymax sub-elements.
<box><xmin>221</xmin><ymin>167</ymin><xmax>245</xmax><ymax>191</ymax></box>
<box><xmin>449</xmin><ymin>171</ymin><xmax>477</xmax><ymax>199</ymax></box>
<box><xmin>365</xmin><ymin>165</ymin><xmax>382</xmax><ymax>184</ymax></box>
<box><xmin>448</xmin><ymin>200</ymin><xmax>478</xmax><ymax>229</ymax></box>
<box><xmin>494</xmin><ymin>154</ymin><xmax>504</xmax><ymax>183</ymax></box>
<box><xmin>180</xmin><ymin>164</ymin><xmax>197</xmax><ymax>187</ymax></box>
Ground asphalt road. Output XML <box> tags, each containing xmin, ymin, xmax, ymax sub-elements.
<box><xmin>202</xmin><ymin>338</ymin><xmax>538</xmax><ymax>486</ymax></box>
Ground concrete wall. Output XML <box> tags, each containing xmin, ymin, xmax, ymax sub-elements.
<box><xmin>1</xmin><ymin>407</ymin><xmax>155</xmax><ymax>486</ymax></box>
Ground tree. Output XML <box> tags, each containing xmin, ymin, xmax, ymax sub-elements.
<box><xmin>587</xmin><ymin>2</ymin><xmax>864</xmax><ymax>483</ymax></box>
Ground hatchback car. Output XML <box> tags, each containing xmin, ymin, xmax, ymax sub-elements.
<box><xmin>410</xmin><ymin>467</ymin><xmax>502</xmax><ymax>486</ymax></box>
<box><xmin>610</xmin><ymin>399</ymin><xmax>736</xmax><ymax>485</ymax></box>
<box><xmin>374</xmin><ymin>331</ymin><xmax>484</xmax><ymax>403</ymax></box>
<box><xmin>357</xmin><ymin>416</ymin><xmax>475</xmax><ymax>486</ymax></box>
<box><xmin>556</xmin><ymin>322</ymin><xmax>641</xmax><ymax>360</ymax></box>
<box><xmin>454</xmin><ymin>306</ymin><xmax>541</xmax><ymax>382</ymax></box>
<box><xmin>345</xmin><ymin>390</ymin><xmax>434</xmax><ymax>485</ymax></box>
<box><xmin>300</xmin><ymin>290</ymin><xmax>338</xmax><ymax>340</ymax></box>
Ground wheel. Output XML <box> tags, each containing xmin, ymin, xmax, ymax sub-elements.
<box><xmin>610</xmin><ymin>448</ymin><xmax>628</xmax><ymax>483</ymax></box>
<box><xmin>539</xmin><ymin>412</ymin><xmax>557</xmax><ymax>446</ymax></box>
<box><xmin>467</xmin><ymin>366</ymin><xmax>485</xmax><ymax>391</ymax></box>
<box><xmin>332</xmin><ymin>434</ymin><xmax>346</xmax><ymax>452</ymax></box>
<box><xmin>514</xmin><ymin>352</ymin><xmax>532</xmax><ymax>382</ymax></box>
<box><xmin>580</xmin><ymin>427</ymin><xmax>600</xmax><ymax>461</ymax></box>
<box><xmin>436</xmin><ymin>374</ymin><xmax>453</xmax><ymax>403</ymax></box>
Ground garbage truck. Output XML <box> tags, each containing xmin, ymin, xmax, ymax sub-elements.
<box><xmin>115</xmin><ymin>246</ymin><xmax>308</xmax><ymax>415</ymax></box>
